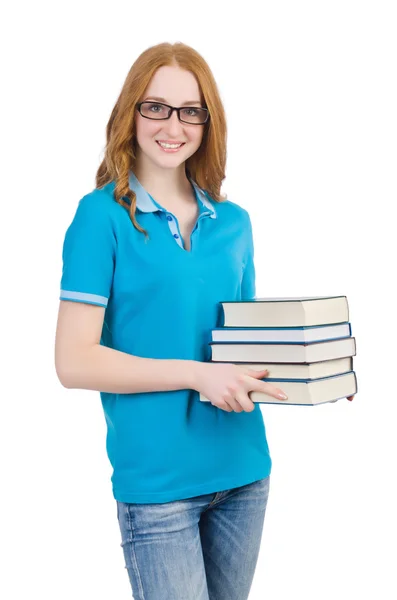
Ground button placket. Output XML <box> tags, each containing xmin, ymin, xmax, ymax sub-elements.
<box><xmin>164</xmin><ymin>210</ymin><xmax>212</xmax><ymax>252</ymax></box>
<box><xmin>165</xmin><ymin>213</ymin><xmax>184</xmax><ymax>248</ymax></box>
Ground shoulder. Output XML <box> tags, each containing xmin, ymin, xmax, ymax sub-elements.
<box><xmin>73</xmin><ymin>181</ymin><xmax>125</xmax><ymax>223</ymax></box>
<box><xmin>213</xmin><ymin>195</ymin><xmax>251</xmax><ymax>224</ymax></box>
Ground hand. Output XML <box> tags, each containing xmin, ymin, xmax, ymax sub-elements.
<box><xmin>347</xmin><ymin>395</ymin><xmax>355</xmax><ymax>401</ymax></box>
<box><xmin>192</xmin><ymin>363</ymin><xmax>288</xmax><ymax>412</ymax></box>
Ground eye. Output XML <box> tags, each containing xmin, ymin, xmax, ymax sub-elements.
<box><xmin>182</xmin><ymin>108</ymin><xmax>199</xmax><ymax>116</ymax></box>
<box><xmin>148</xmin><ymin>103</ymin><xmax>165</xmax><ymax>113</ymax></box>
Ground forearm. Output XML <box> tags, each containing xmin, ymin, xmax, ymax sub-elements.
<box><xmin>58</xmin><ymin>343</ymin><xmax>199</xmax><ymax>394</ymax></box>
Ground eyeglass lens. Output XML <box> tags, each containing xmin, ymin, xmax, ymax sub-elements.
<box><xmin>139</xmin><ymin>102</ymin><xmax>207</xmax><ymax>124</ymax></box>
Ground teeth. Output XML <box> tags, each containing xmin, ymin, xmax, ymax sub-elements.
<box><xmin>158</xmin><ymin>141</ymin><xmax>183</xmax><ymax>148</ymax></box>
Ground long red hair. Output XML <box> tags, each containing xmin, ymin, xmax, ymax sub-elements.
<box><xmin>95</xmin><ymin>42</ymin><xmax>228</xmax><ymax>238</ymax></box>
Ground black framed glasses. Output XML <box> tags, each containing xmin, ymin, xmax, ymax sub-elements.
<box><xmin>136</xmin><ymin>101</ymin><xmax>210</xmax><ymax>125</ymax></box>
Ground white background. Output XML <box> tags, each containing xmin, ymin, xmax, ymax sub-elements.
<box><xmin>1</xmin><ymin>1</ymin><xmax>396</xmax><ymax>598</ymax></box>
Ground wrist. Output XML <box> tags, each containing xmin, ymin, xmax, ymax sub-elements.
<box><xmin>188</xmin><ymin>360</ymin><xmax>204</xmax><ymax>391</ymax></box>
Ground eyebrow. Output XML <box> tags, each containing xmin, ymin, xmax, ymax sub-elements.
<box><xmin>144</xmin><ymin>96</ymin><xmax>202</xmax><ymax>106</ymax></box>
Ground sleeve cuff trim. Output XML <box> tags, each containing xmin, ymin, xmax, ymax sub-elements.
<box><xmin>60</xmin><ymin>290</ymin><xmax>108</xmax><ymax>307</ymax></box>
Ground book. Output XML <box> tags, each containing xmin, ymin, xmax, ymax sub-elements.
<box><xmin>219</xmin><ymin>295</ymin><xmax>349</xmax><ymax>328</ymax></box>
<box><xmin>201</xmin><ymin>296</ymin><xmax>357</xmax><ymax>406</ymax></box>
<box><xmin>225</xmin><ymin>357</ymin><xmax>353</xmax><ymax>380</ymax></box>
<box><xmin>209</xmin><ymin>337</ymin><xmax>356</xmax><ymax>363</ymax></box>
<box><xmin>199</xmin><ymin>371</ymin><xmax>357</xmax><ymax>406</ymax></box>
<box><xmin>211</xmin><ymin>322</ymin><xmax>352</xmax><ymax>343</ymax></box>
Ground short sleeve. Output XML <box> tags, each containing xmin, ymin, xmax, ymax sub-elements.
<box><xmin>59</xmin><ymin>193</ymin><xmax>116</xmax><ymax>308</ymax></box>
<box><xmin>241</xmin><ymin>210</ymin><xmax>256</xmax><ymax>301</ymax></box>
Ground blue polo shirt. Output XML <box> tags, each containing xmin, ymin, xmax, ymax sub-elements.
<box><xmin>59</xmin><ymin>170</ymin><xmax>272</xmax><ymax>503</ymax></box>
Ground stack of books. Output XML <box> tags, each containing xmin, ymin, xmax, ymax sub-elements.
<box><xmin>199</xmin><ymin>296</ymin><xmax>357</xmax><ymax>406</ymax></box>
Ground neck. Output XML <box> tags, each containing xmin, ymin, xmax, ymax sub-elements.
<box><xmin>133</xmin><ymin>157</ymin><xmax>194</xmax><ymax>205</ymax></box>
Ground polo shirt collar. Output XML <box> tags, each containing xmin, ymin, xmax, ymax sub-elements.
<box><xmin>128</xmin><ymin>170</ymin><xmax>217</xmax><ymax>219</ymax></box>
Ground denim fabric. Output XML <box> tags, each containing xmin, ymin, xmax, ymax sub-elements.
<box><xmin>116</xmin><ymin>476</ymin><xmax>270</xmax><ymax>599</ymax></box>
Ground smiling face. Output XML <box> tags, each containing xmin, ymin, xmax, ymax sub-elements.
<box><xmin>134</xmin><ymin>65</ymin><xmax>206</xmax><ymax>171</ymax></box>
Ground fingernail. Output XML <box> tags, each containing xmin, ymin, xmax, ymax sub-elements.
<box><xmin>277</xmin><ymin>393</ymin><xmax>288</xmax><ymax>399</ymax></box>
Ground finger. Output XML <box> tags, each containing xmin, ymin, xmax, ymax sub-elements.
<box><xmin>246</xmin><ymin>368</ymin><xmax>269</xmax><ymax>378</ymax></box>
<box><xmin>213</xmin><ymin>399</ymin><xmax>233</xmax><ymax>412</ymax></box>
<box><xmin>234</xmin><ymin>389</ymin><xmax>255</xmax><ymax>412</ymax></box>
<box><xmin>225</xmin><ymin>393</ymin><xmax>244</xmax><ymax>412</ymax></box>
<box><xmin>250</xmin><ymin>377</ymin><xmax>288</xmax><ymax>400</ymax></box>
<box><xmin>216</xmin><ymin>392</ymin><xmax>241</xmax><ymax>413</ymax></box>
<box><xmin>347</xmin><ymin>395</ymin><xmax>355</xmax><ymax>401</ymax></box>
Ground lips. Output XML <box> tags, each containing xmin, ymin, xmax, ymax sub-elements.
<box><xmin>156</xmin><ymin>141</ymin><xmax>185</xmax><ymax>147</ymax></box>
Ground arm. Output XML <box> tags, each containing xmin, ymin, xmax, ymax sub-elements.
<box><xmin>55</xmin><ymin>301</ymin><xmax>197</xmax><ymax>392</ymax></box>
<box><xmin>56</xmin><ymin>193</ymin><xmax>198</xmax><ymax>393</ymax></box>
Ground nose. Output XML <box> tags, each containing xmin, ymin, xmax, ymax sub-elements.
<box><xmin>163</xmin><ymin>109</ymin><xmax>185</xmax><ymax>136</ymax></box>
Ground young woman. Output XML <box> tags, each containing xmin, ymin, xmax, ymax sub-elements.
<box><xmin>55</xmin><ymin>41</ymin><xmax>295</xmax><ymax>600</ymax></box>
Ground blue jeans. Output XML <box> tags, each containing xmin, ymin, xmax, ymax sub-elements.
<box><xmin>116</xmin><ymin>475</ymin><xmax>270</xmax><ymax>600</ymax></box>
